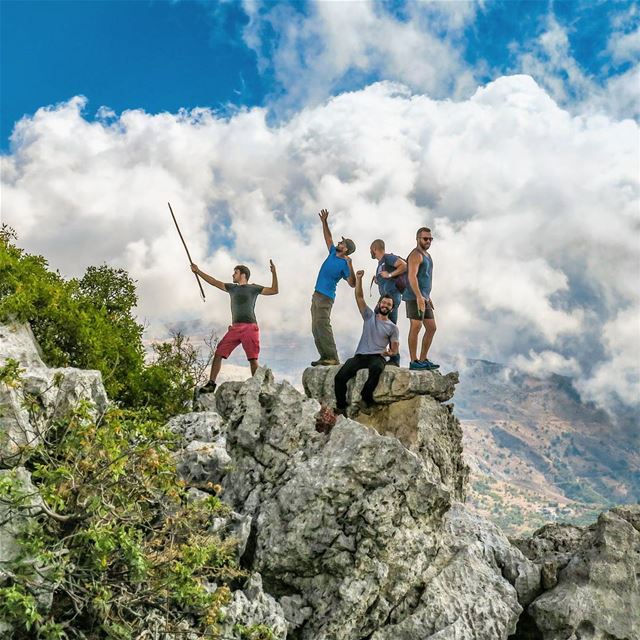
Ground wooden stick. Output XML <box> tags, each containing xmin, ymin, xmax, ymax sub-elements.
<box><xmin>168</xmin><ymin>202</ymin><xmax>206</xmax><ymax>301</ymax></box>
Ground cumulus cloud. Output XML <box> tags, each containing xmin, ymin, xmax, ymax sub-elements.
<box><xmin>240</xmin><ymin>0</ymin><xmax>478</xmax><ymax>110</ymax></box>
<box><xmin>513</xmin><ymin>14</ymin><xmax>640</xmax><ymax>120</ymax></box>
<box><xmin>1</xmin><ymin>76</ymin><xmax>638</xmax><ymax>414</ymax></box>
<box><xmin>510</xmin><ymin>350</ymin><xmax>581</xmax><ymax>379</ymax></box>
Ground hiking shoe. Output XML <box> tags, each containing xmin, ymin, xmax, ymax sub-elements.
<box><xmin>421</xmin><ymin>359</ymin><xmax>440</xmax><ymax>369</ymax></box>
<box><xmin>198</xmin><ymin>380</ymin><xmax>217</xmax><ymax>394</ymax></box>
<box><xmin>311</xmin><ymin>359</ymin><xmax>340</xmax><ymax>366</ymax></box>
<box><xmin>358</xmin><ymin>401</ymin><xmax>374</xmax><ymax>415</ymax></box>
<box><xmin>409</xmin><ymin>360</ymin><xmax>430</xmax><ymax>370</ymax></box>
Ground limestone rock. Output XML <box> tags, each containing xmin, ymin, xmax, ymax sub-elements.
<box><xmin>216</xmin><ymin>368</ymin><xmax>534</xmax><ymax>640</ymax></box>
<box><xmin>302</xmin><ymin>364</ymin><xmax>459</xmax><ymax>408</ymax></box>
<box><xmin>516</xmin><ymin>505</ymin><xmax>640</xmax><ymax>640</ymax></box>
<box><xmin>218</xmin><ymin>573</ymin><xmax>288</xmax><ymax>640</ymax></box>
<box><xmin>167</xmin><ymin>410</ymin><xmax>225</xmax><ymax>443</ymax></box>
<box><xmin>0</xmin><ymin>467</ymin><xmax>57</xmax><ymax>634</ymax></box>
<box><xmin>1</xmin><ymin>323</ymin><xmax>108</xmax><ymax>467</ymax></box>
<box><xmin>357</xmin><ymin>395</ymin><xmax>468</xmax><ymax>501</ymax></box>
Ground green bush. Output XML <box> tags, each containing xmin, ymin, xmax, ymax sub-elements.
<box><xmin>0</xmin><ymin>225</ymin><xmax>213</xmax><ymax>419</ymax></box>
<box><xmin>0</xmin><ymin>394</ymin><xmax>244</xmax><ymax>638</ymax></box>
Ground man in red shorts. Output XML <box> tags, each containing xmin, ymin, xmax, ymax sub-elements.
<box><xmin>190</xmin><ymin>260</ymin><xmax>278</xmax><ymax>393</ymax></box>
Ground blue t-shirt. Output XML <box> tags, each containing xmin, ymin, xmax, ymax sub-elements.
<box><xmin>376</xmin><ymin>253</ymin><xmax>402</xmax><ymax>297</ymax></box>
<box><xmin>314</xmin><ymin>245</ymin><xmax>351</xmax><ymax>299</ymax></box>
<box><xmin>403</xmin><ymin>251</ymin><xmax>433</xmax><ymax>301</ymax></box>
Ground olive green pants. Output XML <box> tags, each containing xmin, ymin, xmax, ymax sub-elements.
<box><xmin>311</xmin><ymin>291</ymin><xmax>339</xmax><ymax>361</ymax></box>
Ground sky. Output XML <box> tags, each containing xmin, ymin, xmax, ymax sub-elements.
<box><xmin>1</xmin><ymin>0</ymin><xmax>639</xmax><ymax>416</ymax></box>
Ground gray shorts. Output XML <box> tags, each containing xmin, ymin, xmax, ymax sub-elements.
<box><xmin>405</xmin><ymin>299</ymin><xmax>435</xmax><ymax>321</ymax></box>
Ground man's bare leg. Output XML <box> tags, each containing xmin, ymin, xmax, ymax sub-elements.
<box><xmin>408</xmin><ymin>319</ymin><xmax>423</xmax><ymax>362</ymax></box>
<box><xmin>209</xmin><ymin>354</ymin><xmax>223</xmax><ymax>382</ymax></box>
<box><xmin>249</xmin><ymin>359</ymin><xmax>259</xmax><ymax>375</ymax></box>
<box><xmin>419</xmin><ymin>319</ymin><xmax>437</xmax><ymax>361</ymax></box>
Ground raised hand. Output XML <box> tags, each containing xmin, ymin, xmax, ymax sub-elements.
<box><xmin>319</xmin><ymin>208</ymin><xmax>329</xmax><ymax>222</ymax></box>
<box><xmin>356</xmin><ymin>269</ymin><xmax>365</xmax><ymax>279</ymax></box>
<box><xmin>269</xmin><ymin>259</ymin><xmax>276</xmax><ymax>273</ymax></box>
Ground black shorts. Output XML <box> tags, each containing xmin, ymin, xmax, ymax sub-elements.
<box><xmin>405</xmin><ymin>299</ymin><xmax>435</xmax><ymax>320</ymax></box>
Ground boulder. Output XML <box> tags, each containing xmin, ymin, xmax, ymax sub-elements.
<box><xmin>218</xmin><ymin>573</ymin><xmax>288</xmax><ymax>640</ymax></box>
<box><xmin>515</xmin><ymin>505</ymin><xmax>640</xmax><ymax>640</ymax></box>
<box><xmin>0</xmin><ymin>324</ymin><xmax>108</xmax><ymax>467</ymax></box>
<box><xmin>302</xmin><ymin>364</ymin><xmax>459</xmax><ymax>408</ymax></box>
<box><xmin>0</xmin><ymin>467</ymin><xmax>57</xmax><ymax>634</ymax></box>
<box><xmin>215</xmin><ymin>368</ymin><xmax>536</xmax><ymax>640</ymax></box>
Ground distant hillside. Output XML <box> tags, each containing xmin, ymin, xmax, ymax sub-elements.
<box><xmin>444</xmin><ymin>356</ymin><xmax>639</xmax><ymax>535</ymax></box>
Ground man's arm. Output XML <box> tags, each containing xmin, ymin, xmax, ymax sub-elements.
<box><xmin>379</xmin><ymin>256</ymin><xmax>407</xmax><ymax>279</ymax></box>
<box><xmin>345</xmin><ymin>256</ymin><xmax>356</xmax><ymax>288</ymax></box>
<box><xmin>191</xmin><ymin>264</ymin><xmax>226</xmax><ymax>291</ymax></box>
<box><xmin>354</xmin><ymin>270</ymin><xmax>368</xmax><ymax>316</ymax></box>
<box><xmin>319</xmin><ymin>208</ymin><xmax>333</xmax><ymax>251</ymax></box>
<box><xmin>407</xmin><ymin>251</ymin><xmax>426</xmax><ymax>312</ymax></box>
<box><xmin>383</xmin><ymin>340</ymin><xmax>400</xmax><ymax>357</ymax></box>
<box><xmin>261</xmin><ymin>260</ymin><xmax>279</xmax><ymax>295</ymax></box>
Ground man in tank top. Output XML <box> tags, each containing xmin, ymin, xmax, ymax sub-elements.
<box><xmin>403</xmin><ymin>227</ymin><xmax>439</xmax><ymax>370</ymax></box>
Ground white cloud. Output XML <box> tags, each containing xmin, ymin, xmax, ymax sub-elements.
<box><xmin>1</xmin><ymin>76</ymin><xmax>639</xmax><ymax>414</ymax></box>
<box><xmin>513</xmin><ymin>14</ymin><xmax>640</xmax><ymax>121</ymax></box>
<box><xmin>510</xmin><ymin>350</ymin><xmax>581</xmax><ymax>378</ymax></box>
<box><xmin>241</xmin><ymin>0</ymin><xmax>478</xmax><ymax>109</ymax></box>
<box><xmin>576</xmin><ymin>307</ymin><xmax>640</xmax><ymax>408</ymax></box>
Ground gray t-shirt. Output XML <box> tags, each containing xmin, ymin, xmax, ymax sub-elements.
<box><xmin>224</xmin><ymin>283</ymin><xmax>264</xmax><ymax>324</ymax></box>
<box><xmin>355</xmin><ymin>307</ymin><xmax>400</xmax><ymax>355</ymax></box>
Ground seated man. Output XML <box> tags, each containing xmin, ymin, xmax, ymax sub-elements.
<box><xmin>334</xmin><ymin>269</ymin><xmax>400</xmax><ymax>415</ymax></box>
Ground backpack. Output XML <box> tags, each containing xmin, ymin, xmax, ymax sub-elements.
<box><xmin>377</xmin><ymin>254</ymin><xmax>408</xmax><ymax>294</ymax></box>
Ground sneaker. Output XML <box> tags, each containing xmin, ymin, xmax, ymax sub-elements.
<box><xmin>311</xmin><ymin>359</ymin><xmax>340</xmax><ymax>366</ymax></box>
<box><xmin>198</xmin><ymin>380</ymin><xmax>217</xmax><ymax>394</ymax></box>
<box><xmin>421</xmin><ymin>359</ymin><xmax>440</xmax><ymax>369</ymax></box>
<box><xmin>386</xmin><ymin>360</ymin><xmax>400</xmax><ymax>367</ymax></box>
<box><xmin>409</xmin><ymin>360</ymin><xmax>429</xmax><ymax>370</ymax></box>
<box><xmin>358</xmin><ymin>400</ymin><xmax>374</xmax><ymax>415</ymax></box>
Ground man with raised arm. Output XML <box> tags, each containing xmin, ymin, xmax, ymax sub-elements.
<box><xmin>334</xmin><ymin>269</ymin><xmax>400</xmax><ymax>415</ymax></box>
<box><xmin>403</xmin><ymin>227</ymin><xmax>439</xmax><ymax>370</ymax></box>
<box><xmin>311</xmin><ymin>208</ymin><xmax>356</xmax><ymax>366</ymax></box>
<box><xmin>370</xmin><ymin>239</ymin><xmax>407</xmax><ymax>366</ymax></box>
<box><xmin>190</xmin><ymin>260</ymin><xmax>278</xmax><ymax>393</ymax></box>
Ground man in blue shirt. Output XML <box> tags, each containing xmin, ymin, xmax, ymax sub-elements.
<box><xmin>370</xmin><ymin>239</ymin><xmax>407</xmax><ymax>366</ymax></box>
<box><xmin>311</xmin><ymin>208</ymin><xmax>356</xmax><ymax>365</ymax></box>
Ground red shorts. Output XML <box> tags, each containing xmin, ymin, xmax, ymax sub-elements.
<box><xmin>215</xmin><ymin>323</ymin><xmax>260</xmax><ymax>360</ymax></box>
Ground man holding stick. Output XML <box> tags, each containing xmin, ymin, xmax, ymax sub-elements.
<box><xmin>191</xmin><ymin>261</ymin><xmax>278</xmax><ymax>393</ymax></box>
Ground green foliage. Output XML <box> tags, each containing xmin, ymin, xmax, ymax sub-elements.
<box><xmin>0</xmin><ymin>400</ymin><xmax>245</xmax><ymax>638</ymax></box>
<box><xmin>0</xmin><ymin>229</ymin><xmax>214</xmax><ymax>419</ymax></box>
<box><xmin>234</xmin><ymin>623</ymin><xmax>277</xmax><ymax>640</ymax></box>
<box><xmin>0</xmin><ymin>358</ymin><xmax>25</xmax><ymax>387</ymax></box>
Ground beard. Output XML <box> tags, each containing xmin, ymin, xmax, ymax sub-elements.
<box><xmin>378</xmin><ymin>307</ymin><xmax>391</xmax><ymax>316</ymax></box>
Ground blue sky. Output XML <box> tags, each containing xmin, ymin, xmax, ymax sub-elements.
<box><xmin>2</xmin><ymin>1</ymin><xmax>638</xmax><ymax>149</ymax></box>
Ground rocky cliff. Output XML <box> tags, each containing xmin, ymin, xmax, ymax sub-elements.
<box><xmin>2</xmin><ymin>323</ymin><xmax>638</xmax><ymax>639</ymax></box>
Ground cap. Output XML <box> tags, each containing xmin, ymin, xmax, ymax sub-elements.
<box><xmin>341</xmin><ymin>236</ymin><xmax>356</xmax><ymax>255</ymax></box>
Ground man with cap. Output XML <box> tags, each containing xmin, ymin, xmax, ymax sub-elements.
<box><xmin>311</xmin><ymin>208</ymin><xmax>356</xmax><ymax>366</ymax></box>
